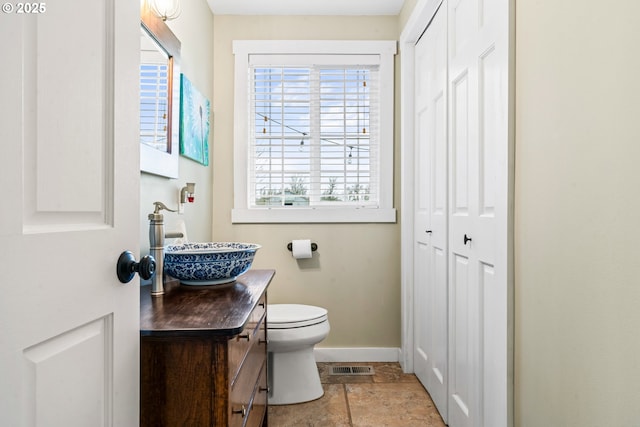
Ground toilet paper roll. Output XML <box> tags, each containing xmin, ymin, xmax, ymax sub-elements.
<box><xmin>176</xmin><ymin>220</ymin><xmax>188</xmax><ymax>243</ymax></box>
<box><xmin>166</xmin><ymin>220</ymin><xmax>188</xmax><ymax>245</ymax></box>
<box><xmin>291</xmin><ymin>239</ymin><xmax>313</xmax><ymax>259</ymax></box>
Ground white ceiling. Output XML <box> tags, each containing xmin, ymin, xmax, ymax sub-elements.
<box><xmin>206</xmin><ymin>0</ymin><xmax>406</xmax><ymax>16</ymax></box>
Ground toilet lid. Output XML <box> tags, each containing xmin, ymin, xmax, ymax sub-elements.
<box><xmin>268</xmin><ymin>304</ymin><xmax>328</xmax><ymax>329</ymax></box>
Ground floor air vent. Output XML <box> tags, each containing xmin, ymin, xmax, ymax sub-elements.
<box><xmin>329</xmin><ymin>366</ymin><xmax>375</xmax><ymax>376</ymax></box>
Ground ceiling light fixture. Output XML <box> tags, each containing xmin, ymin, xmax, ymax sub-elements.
<box><xmin>148</xmin><ymin>0</ymin><xmax>181</xmax><ymax>21</ymax></box>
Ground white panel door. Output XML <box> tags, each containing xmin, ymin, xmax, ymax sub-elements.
<box><xmin>447</xmin><ymin>0</ymin><xmax>509</xmax><ymax>426</ymax></box>
<box><xmin>413</xmin><ymin>5</ymin><xmax>449</xmax><ymax>421</ymax></box>
<box><xmin>0</xmin><ymin>1</ymin><xmax>141</xmax><ymax>426</ymax></box>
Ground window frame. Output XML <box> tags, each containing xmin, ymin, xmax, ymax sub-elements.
<box><xmin>232</xmin><ymin>40</ymin><xmax>396</xmax><ymax>223</ymax></box>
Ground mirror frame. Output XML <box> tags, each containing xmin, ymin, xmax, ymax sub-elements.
<box><xmin>140</xmin><ymin>3</ymin><xmax>181</xmax><ymax>178</ymax></box>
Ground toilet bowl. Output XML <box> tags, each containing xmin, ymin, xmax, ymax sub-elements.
<box><xmin>267</xmin><ymin>304</ymin><xmax>330</xmax><ymax>405</ymax></box>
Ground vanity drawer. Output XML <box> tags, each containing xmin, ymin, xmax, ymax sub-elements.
<box><xmin>230</xmin><ymin>320</ymin><xmax>266</xmax><ymax>399</ymax></box>
<box><xmin>230</xmin><ymin>361</ymin><xmax>267</xmax><ymax>427</ymax></box>
<box><xmin>245</xmin><ymin>362</ymin><xmax>268</xmax><ymax>427</ymax></box>
<box><xmin>228</xmin><ymin>295</ymin><xmax>266</xmax><ymax>384</ymax></box>
<box><xmin>249</xmin><ymin>295</ymin><xmax>266</xmax><ymax>324</ymax></box>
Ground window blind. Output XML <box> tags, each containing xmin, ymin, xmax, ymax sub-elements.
<box><xmin>248</xmin><ymin>64</ymin><xmax>380</xmax><ymax>209</ymax></box>
<box><xmin>139</xmin><ymin>63</ymin><xmax>169</xmax><ymax>150</ymax></box>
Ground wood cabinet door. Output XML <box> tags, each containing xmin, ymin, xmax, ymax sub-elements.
<box><xmin>141</xmin><ymin>338</ymin><xmax>216</xmax><ymax>426</ymax></box>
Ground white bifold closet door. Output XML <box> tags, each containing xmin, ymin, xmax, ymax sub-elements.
<box><xmin>413</xmin><ymin>0</ymin><xmax>510</xmax><ymax>426</ymax></box>
<box><xmin>413</xmin><ymin>4</ymin><xmax>449</xmax><ymax>422</ymax></box>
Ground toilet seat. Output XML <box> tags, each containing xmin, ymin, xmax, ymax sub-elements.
<box><xmin>268</xmin><ymin>304</ymin><xmax>328</xmax><ymax>329</ymax></box>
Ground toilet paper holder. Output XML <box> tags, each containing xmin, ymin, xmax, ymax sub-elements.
<box><xmin>287</xmin><ymin>242</ymin><xmax>318</xmax><ymax>252</ymax></box>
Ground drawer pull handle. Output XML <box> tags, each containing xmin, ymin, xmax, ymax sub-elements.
<box><xmin>237</xmin><ymin>333</ymin><xmax>250</xmax><ymax>341</ymax></box>
<box><xmin>232</xmin><ymin>405</ymin><xmax>247</xmax><ymax>417</ymax></box>
<box><xmin>259</xmin><ymin>302</ymin><xmax>265</xmax><ymax>308</ymax></box>
<box><xmin>259</xmin><ymin>386</ymin><xmax>270</xmax><ymax>393</ymax></box>
<box><xmin>259</xmin><ymin>338</ymin><xmax>268</xmax><ymax>345</ymax></box>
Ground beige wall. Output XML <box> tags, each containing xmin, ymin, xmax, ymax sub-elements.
<box><xmin>139</xmin><ymin>0</ymin><xmax>214</xmax><ymax>256</ymax></box>
<box><xmin>515</xmin><ymin>0</ymin><xmax>640</xmax><ymax>425</ymax></box>
<box><xmin>398</xmin><ymin>0</ymin><xmax>418</xmax><ymax>29</ymax></box>
<box><xmin>212</xmin><ymin>15</ymin><xmax>401</xmax><ymax>348</ymax></box>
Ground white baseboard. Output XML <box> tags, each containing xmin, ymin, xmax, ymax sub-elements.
<box><xmin>313</xmin><ymin>347</ymin><xmax>401</xmax><ymax>363</ymax></box>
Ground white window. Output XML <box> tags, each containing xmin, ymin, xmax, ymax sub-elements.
<box><xmin>232</xmin><ymin>40</ymin><xmax>396</xmax><ymax>223</ymax></box>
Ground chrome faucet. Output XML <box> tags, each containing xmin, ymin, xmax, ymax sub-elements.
<box><xmin>148</xmin><ymin>201</ymin><xmax>179</xmax><ymax>296</ymax></box>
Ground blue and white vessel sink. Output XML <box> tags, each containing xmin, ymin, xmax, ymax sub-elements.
<box><xmin>164</xmin><ymin>242</ymin><xmax>261</xmax><ymax>285</ymax></box>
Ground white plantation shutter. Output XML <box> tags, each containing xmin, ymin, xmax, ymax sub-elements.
<box><xmin>249</xmin><ymin>62</ymin><xmax>380</xmax><ymax>208</ymax></box>
<box><xmin>139</xmin><ymin>63</ymin><xmax>169</xmax><ymax>150</ymax></box>
<box><xmin>233</xmin><ymin>41</ymin><xmax>396</xmax><ymax>223</ymax></box>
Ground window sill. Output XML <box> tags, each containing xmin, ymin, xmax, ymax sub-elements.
<box><xmin>231</xmin><ymin>208</ymin><xmax>397</xmax><ymax>224</ymax></box>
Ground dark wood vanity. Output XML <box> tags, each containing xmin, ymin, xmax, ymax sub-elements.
<box><xmin>140</xmin><ymin>269</ymin><xmax>274</xmax><ymax>427</ymax></box>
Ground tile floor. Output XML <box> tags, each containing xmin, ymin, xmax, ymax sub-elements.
<box><xmin>267</xmin><ymin>362</ymin><xmax>446</xmax><ymax>427</ymax></box>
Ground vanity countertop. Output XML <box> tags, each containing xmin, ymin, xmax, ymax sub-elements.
<box><xmin>140</xmin><ymin>269</ymin><xmax>275</xmax><ymax>338</ymax></box>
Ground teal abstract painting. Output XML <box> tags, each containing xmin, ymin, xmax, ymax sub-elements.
<box><xmin>179</xmin><ymin>74</ymin><xmax>210</xmax><ymax>166</ymax></box>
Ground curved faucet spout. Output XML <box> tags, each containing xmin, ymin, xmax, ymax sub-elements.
<box><xmin>152</xmin><ymin>201</ymin><xmax>177</xmax><ymax>214</ymax></box>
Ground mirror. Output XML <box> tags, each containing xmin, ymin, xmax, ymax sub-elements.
<box><xmin>139</xmin><ymin>3</ymin><xmax>181</xmax><ymax>178</ymax></box>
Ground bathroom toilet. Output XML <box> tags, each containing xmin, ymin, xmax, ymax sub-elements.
<box><xmin>267</xmin><ymin>304</ymin><xmax>330</xmax><ymax>405</ymax></box>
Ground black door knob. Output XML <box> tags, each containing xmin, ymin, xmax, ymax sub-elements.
<box><xmin>116</xmin><ymin>251</ymin><xmax>156</xmax><ymax>283</ymax></box>
<box><xmin>464</xmin><ymin>234</ymin><xmax>472</xmax><ymax>245</ymax></box>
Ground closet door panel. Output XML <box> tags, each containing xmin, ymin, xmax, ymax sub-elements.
<box><xmin>448</xmin><ymin>0</ymin><xmax>481</xmax><ymax>426</ymax></box>
<box><xmin>413</xmin><ymin>5</ymin><xmax>449</xmax><ymax>421</ymax></box>
<box><xmin>413</xmin><ymin>31</ymin><xmax>434</xmax><ymax>396</ymax></box>
<box><xmin>449</xmin><ymin>251</ymin><xmax>479</xmax><ymax>427</ymax></box>
<box><xmin>447</xmin><ymin>0</ymin><xmax>509</xmax><ymax>425</ymax></box>
<box><xmin>415</xmin><ymin>103</ymin><xmax>431</xmax><ymax>244</ymax></box>
<box><xmin>414</xmin><ymin>102</ymin><xmax>430</xmax><ymax>243</ymax></box>
<box><xmin>451</xmin><ymin>71</ymin><xmax>471</xmax><ymax>217</ymax></box>
<box><xmin>477</xmin><ymin>4</ymin><xmax>509</xmax><ymax>419</ymax></box>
